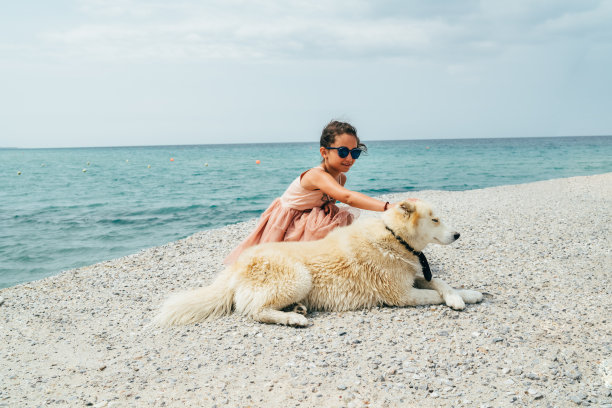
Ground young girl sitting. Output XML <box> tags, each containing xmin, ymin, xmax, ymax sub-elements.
<box><xmin>224</xmin><ymin>120</ymin><xmax>396</xmax><ymax>265</ymax></box>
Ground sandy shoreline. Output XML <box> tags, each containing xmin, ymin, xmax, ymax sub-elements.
<box><xmin>1</xmin><ymin>174</ymin><xmax>611</xmax><ymax>407</ymax></box>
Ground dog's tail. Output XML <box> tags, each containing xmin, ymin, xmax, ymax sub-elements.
<box><xmin>154</xmin><ymin>269</ymin><xmax>235</xmax><ymax>327</ymax></box>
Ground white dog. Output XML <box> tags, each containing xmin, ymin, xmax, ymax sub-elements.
<box><xmin>156</xmin><ymin>200</ymin><xmax>483</xmax><ymax>327</ymax></box>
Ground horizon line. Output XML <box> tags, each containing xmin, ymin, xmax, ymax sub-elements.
<box><xmin>1</xmin><ymin>133</ymin><xmax>611</xmax><ymax>150</ymax></box>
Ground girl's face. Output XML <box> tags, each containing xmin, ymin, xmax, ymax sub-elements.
<box><xmin>320</xmin><ymin>133</ymin><xmax>359</xmax><ymax>173</ymax></box>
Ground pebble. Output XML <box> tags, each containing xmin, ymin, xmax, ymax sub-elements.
<box><xmin>528</xmin><ymin>388</ymin><xmax>544</xmax><ymax>399</ymax></box>
<box><xmin>570</xmin><ymin>395</ymin><xmax>584</xmax><ymax>404</ymax></box>
<box><xmin>567</xmin><ymin>369</ymin><xmax>583</xmax><ymax>381</ymax></box>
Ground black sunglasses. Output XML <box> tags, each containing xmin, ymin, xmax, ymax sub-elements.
<box><xmin>325</xmin><ymin>146</ymin><xmax>362</xmax><ymax>159</ymax></box>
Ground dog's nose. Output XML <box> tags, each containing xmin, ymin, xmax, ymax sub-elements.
<box><xmin>453</xmin><ymin>233</ymin><xmax>460</xmax><ymax>240</ymax></box>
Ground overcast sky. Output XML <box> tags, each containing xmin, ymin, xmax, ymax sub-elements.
<box><xmin>1</xmin><ymin>0</ymin><xmax>611</xmax><ymax>148</ymax></box>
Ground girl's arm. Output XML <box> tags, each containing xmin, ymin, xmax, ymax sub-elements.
<box><xmin>306</xmin><ymin>170</ymin><xmax>389</xmax><ymax>212</ymax></box>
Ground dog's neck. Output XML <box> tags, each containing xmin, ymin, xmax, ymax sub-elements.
<box><xmin>383</xmin><ymin>223</ymin><xmax>426</xmax><ymax>250</ymax></box>
<box><xmin>384</xmin><ymin>225</ymin><xmax>422</xmax><ymax>254</ymax></box>
<box><xmin>384</xmin><ymin>225</ymin><xmax>432</xmax><ymax>281</ymax></box>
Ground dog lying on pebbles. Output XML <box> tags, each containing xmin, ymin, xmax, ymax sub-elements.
<box><xmin>156</xmin><ymin>199</ymin><xmax>483</xmax><ymax>327</ymax></box>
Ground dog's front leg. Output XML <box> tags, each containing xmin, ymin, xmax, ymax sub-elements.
<box><xmin>414</xmin><ymin>277</ymin><xmax>483</xmax><ymax>310</ymax></box>
<box><xmin>396</xmin><ymin>287</ymin><xmax>445</xmax><ymax>307</ymax></box>
<box><xmin>414</xmin><ymin>276</ymin><xmax>465</xmax><ymax>310</ymax></box>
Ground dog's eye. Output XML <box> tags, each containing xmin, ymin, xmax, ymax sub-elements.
<box><xmin>432</xmin><ymin>218</ymin><xmax>439</xmax><ymax>223</ymax></box>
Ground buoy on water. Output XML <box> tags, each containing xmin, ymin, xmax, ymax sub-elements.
<box><xmin>87</xmin><ymin>161</ymin><xmax>91</xmax><ymax>166</ymax></box>
<box><xmin>17</xmin><ymin>171</ymin><xmax>22</xmax><ymax>175</ymax></box>
<box><xmin>256</xmin><ymin>160</ymin><xmax>261</xmax><ymax>164</ymax></box>
<box><xmin>205</xmin><ymin>163</ymin><xmax>208</xmax><ymax>167</ymax></box>
<box><xmin>147</xmin><ymin>165</ymin><xmax>151</xmax><ymax>169</ymax></box>
<box><xmin>82</xmin><ymin>169</ymin><xmax>87</xmax><ymax>172</ymax></box>
<box><xmin>170</xmin><ymin>158</ymin><xmax>175</xmax><ymax>162</ymax></box>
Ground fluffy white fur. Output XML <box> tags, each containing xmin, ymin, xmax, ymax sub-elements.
<box><xmin>155</xmin><ymin>200</ymin><xmax>483</xmax><ymax>327</ymax></box>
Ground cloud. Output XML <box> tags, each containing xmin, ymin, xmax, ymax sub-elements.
<box><xmin>534</xmin><ymin>0</ymin><xmax>612</xmax><ymax>40</ymax></box>
<box><xmin>5</xmin><ymin>0</ymin><xmax>612</xmax><ymax>64</ymax></box>
<box><xmin>43</xmin><ymin>3</ymin><xmax>459</xmax><ymax>61</ymax></box>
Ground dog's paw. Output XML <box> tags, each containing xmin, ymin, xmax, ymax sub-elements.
<box><xmin>459</xmin><ymin>289</ymin><xmax>483</xmax><ymax>304</ymax></box>
<box><xmin>292</xmin><ymin>303</ymin><xmax>308</xmax><ymax>316</ymax></box>
<box><xmin>286</xmin><ymin>313</ymin><xmax>309</xmax><ymax>327</ymax></box>
<box><xmin>445</xmin><ymin>293</ymin><xmax>466</xmax><ymax>310</ymax></box>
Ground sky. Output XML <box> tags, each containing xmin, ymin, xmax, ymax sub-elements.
<box><xmin>1</xmin><ymin>0</ymin><xmax>611</xmax><ymax>148</ymax></box>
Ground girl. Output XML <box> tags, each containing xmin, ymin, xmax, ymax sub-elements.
<box><xmin>224</xmin><ymin>120</ymin><xmax>395</xmax><ymax>264</ymax></box>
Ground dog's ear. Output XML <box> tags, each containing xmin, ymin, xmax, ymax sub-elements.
<box><xmin>399</xmin><ymin>201</ymin><xmax>416</xmax><ymax>214</ymax></box>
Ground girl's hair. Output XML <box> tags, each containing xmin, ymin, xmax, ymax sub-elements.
<box><xmin>320</xmin><ymin>120</ymin><xmax>367</xmax><ymax>152</ymax></box>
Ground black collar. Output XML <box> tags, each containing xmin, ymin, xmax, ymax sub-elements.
<box><xmin>385</xmin><ymin>225</ymin><xmax>432</xmax><ymax>281</ymax></box>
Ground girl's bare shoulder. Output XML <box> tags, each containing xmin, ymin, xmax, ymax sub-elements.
<box><xmin>300</xmin><ymin>167</ymin><xmax>333</xmax><ymax>190</ymax></box>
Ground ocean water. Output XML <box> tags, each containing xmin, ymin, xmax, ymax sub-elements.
<box><xmin>1</xmin><ymin>136</ymin><xmax>611</xmax><ymax>288</ymax></box>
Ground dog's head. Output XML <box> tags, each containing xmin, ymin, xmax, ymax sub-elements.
<box><xmin>382</xmin><ymin>199</ymin><xmax>460</xmax><ymax>251</ymax></box>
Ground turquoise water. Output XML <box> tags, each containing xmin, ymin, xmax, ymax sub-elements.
<box><xmin>1</xmin><ymin>136</ymin><xmax>611</xmax><ymax>288</ymax></box>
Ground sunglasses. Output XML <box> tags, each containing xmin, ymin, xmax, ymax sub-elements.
<box><xmin>325</xmin><ymin>146</ymin><xmax>362</xmax><ymax>159</ymax></box>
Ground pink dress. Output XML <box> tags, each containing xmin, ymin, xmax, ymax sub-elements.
<box><xmin>224</xmin><ymin>167</ymin><xmax>356</xmax><ymax>264</ymax></box>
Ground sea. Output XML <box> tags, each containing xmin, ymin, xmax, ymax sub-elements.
<box><xmin>1</xmin><ymin>136</ymin><xmax>611</xmax><ymax>289</ymax></box>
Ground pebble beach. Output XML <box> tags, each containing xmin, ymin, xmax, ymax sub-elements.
<box><xmin>1</xmin><ymin>173</ymin><xmax>611</xmax><ymax>407</ymax></box>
